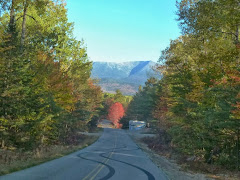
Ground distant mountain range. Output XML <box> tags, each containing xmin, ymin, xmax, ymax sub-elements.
<box><xmin>91</xmin><ymin>61</ymin><xmax>160</xmax><ymax>95</ymax></box>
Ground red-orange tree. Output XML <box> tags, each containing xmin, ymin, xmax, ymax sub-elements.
<box><xmin>107</xmin><ymin>102</ymin><xmax>124</xmax><ymax>128</ymax></box>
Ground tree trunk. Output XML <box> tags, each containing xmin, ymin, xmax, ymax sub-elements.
<box><xmin>9</xmin><ymin>0</ymin><xmax>16</xmax><ymax>31</ymax></box>
<box><xmin>21</xmin><ymin>0</ymin><xmax>28</xmax><ymax>48</ymax></box>
<box><xmin>1</xmin><ymin>139</ymin><xmax>5</xmax><ymax>148</ymax></box>
<box><xmin>237</xmin><ymin>129</ymin><xmax>239</xmax><ymax>171</ymax></box>
<box><xmin>41</xmin><ymin>135</ymin><xmax>45</xmax><ymax>144</ymax></box>
<box><xmin>236</xmin><ymin>25</ymin><xmax>239</xmax><ymax>45</ymax></box>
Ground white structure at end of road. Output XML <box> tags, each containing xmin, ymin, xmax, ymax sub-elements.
<box><xmin>129</xmin><ymin>120</ymin><xmax>146</xmax><ymax>130</ymax></box>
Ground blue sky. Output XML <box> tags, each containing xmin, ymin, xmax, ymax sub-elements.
<box><xmin>66</xmin><ymin>0</ymin><xmax>180</xmax><ymax>62</ymax></box>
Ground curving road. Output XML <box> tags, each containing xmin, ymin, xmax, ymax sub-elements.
<box><xmin>0</xmin><ymin>128</ymin><xmax>168</xmax><ymax>180</ymax></box>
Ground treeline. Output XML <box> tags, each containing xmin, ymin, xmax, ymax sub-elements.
<box><xmin>0</xmin><ymin>0</ymin><xmax>103</xmax><ymax>150</ymax></box>
<box><xmin>121</xmin><ymin>78</ymin><xmax>158</xmax><ymax>128</ymax></box>
<box><xmin>99</xmin><ymin>90</ymin><xmax>131</xmax><ymax>128</ymax></box>
<box><xmin>123</xmin><ymin>0</ymin><xmax>240</xmax><ymax>169</ymax></box>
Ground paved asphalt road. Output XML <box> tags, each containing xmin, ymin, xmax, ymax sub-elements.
<box><xmin>0</xmin><ymin>128</ymin><xmax>168</xmax><ymax>180</ymax></box>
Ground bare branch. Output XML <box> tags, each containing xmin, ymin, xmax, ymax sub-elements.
<box><xmin>16</xmin><ymin>14</ymin><xmax>37</xmax><ymax>22</ymax></box>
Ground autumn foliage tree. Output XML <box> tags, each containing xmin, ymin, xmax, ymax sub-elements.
<box><xmin>99</xmin><ymin>90</ymin><xmax>132</xmax><ymax>120</ymax></box>
<box><xmin>0</xmin><ymin>0</ymin><xmax>103</xmax><ymax>150</ymax></box>
<box><xmin>107</xmin><ymin>102</ymin><xmax>124</xmax><ymax>128</ymax></box>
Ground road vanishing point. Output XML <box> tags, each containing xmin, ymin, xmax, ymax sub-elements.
<box><xmin>0</xmin><ymin>128</ymin><xmax>168</xmax><ymax>180</ymax></box>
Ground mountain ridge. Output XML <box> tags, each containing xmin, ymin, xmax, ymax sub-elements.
<box><xmin>91</xmin><ymin>61</ymin><xmax>158</xmax><ymax>95</ymax></box>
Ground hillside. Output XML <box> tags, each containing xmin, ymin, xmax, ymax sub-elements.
<box><xmin>91</xmin><ymin>61</ymin><xmax>159</xmax><ymax>95</ymax></box>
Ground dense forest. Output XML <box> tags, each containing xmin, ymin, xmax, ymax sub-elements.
<box><xmin>0</xmin><ymin>0</ymin><xmax>104</xmax><ymax>150</ymax></box>
<box><xmin>122</xmin><ymin>0</ymin><xmax>240</xmax><ymax>170</ymax></box>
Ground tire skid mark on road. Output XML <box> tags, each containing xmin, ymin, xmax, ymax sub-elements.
<box><xmin>78</xmin><ymin>154</ymin><xmax>115</xmax><ymax>180</ymax></box>
<box><xmin>100</xmin><ymin>152</ymin><xmax>156</xmax><ymax>180</ymax></box>
<box><xmin>80</xmin><ymin>146</ymin><xmax>140</xmax><ymax>158</ymax></box>
<box><xmin>89</xmin><ymin>144</ymin><xmax>127</xmax><ymax>152</ymax></box>
<box><xmin>80</xmin><ymin>130</ymin><xmax>117</xmax><ymax>180</ymax></box>
<box><xmin>79</xmin><ymin>129</ymin><xmax>156</xmax><ymax>180</ymax></box>
<box><xmin>110</xmin><ymin>152</ymin><xmax>145</xmax><ymax>158</ymax></box>
<box><xmin>100</xmin><ymin>131</ymin><xmax>156</xmax><ymax>180</ymax></box>
<box><xmin>89</xmin><ymin>131</ymin><xmax>117</xmax><ymax>180</ymax></box>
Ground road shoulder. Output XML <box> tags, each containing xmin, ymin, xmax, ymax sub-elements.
<box><xmin>0</xmin><ymin>133</ymin><xmax>101</xmax><ymax>176</ymax></box>
<box><xmin>127</xmin><ymin>131</ymin><xmax>212</xmax><ymax>180</ymax></box>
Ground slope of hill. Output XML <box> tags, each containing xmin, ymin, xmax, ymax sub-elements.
<box><xmin>91</xmin><ymin>61</ymin><xmax>159</xmax><ymax>95</ymax></box>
